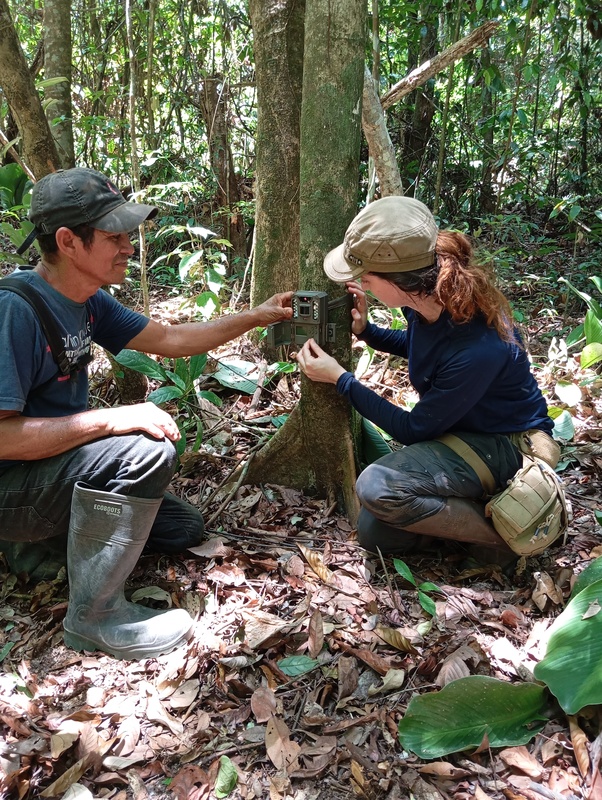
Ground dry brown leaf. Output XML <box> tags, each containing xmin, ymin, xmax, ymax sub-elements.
<box><xmin>436</xmin><ymin>655</ymin><xmax>471</xmax><ymax>687</ymax></box>
<box><xmin>532</xmin><ymin>571</ymin><xmax>563</xmax><ymax>611</ymax></box>
<box><xmin>307</xmin><ymin>608</ymin><xmax>324</xmax><ymax>659</ymax></box>
<box><xmin>374</xmin><ymin>624</ymin><xmax>419</xmax><ymax>654</ymax></box>
<box><xmin>169</xmin><ymin>764</ymin><xmax>211</xmax><ymax>800</ymax></box>
<box><xmin>337</xmin><ymin>656</ymin><xmax>359</xmax><ymax>701</ymax></box>
<box><xmin>251</xmin><ymin>687</ymin><xmax>278</xmax><ymax>723</ymax></box>
<box><xmin>350</xmin><ymin>759</ymin><xmax>367</xmax><ymax>795</ymax></box>
<box><xmin>367</xmin><ymin>668</ymin><xmax>406</xmax><ymax>696</ymax></box>
<box><xmin>40</xmin><ymin>755</ymin><xmax>93</xmax><ymax>797</ymax></box>
<box><xmin>206</xmin><ymin>564</ymin><xmax>246</xmax><ymax>586</ymax></box>
<box><xmin>499</xmin><ymin>745</ymin><xmax>544</xmax><ymax>779</ymax></box>
<box><xmin>474</xmin><ymin>785</ymin><xmax>495</xmax><ymax>800</ymax></box>
<box><xmin>568</xmin><ymin>714</ymin><xmax>591</xmax><ymax>778</ymax></box>
<box><xmin>113</xmin><ymin>715</ymin><xmax>141</xmax><ymax>757</ymax></box>
<box><xmin>417</xmin><ymin>762</ymin><xmax>472</xmax><ymax>778</ymax></box>
<box><xmin>187</xmin><ymin>537</ymin><xmax>232</xmax><ymax>558</ymax></box>
<box><xmin>144</xmin><ymin>686</ymin><xmax>184</xmax><ymax>736</ymax></box>
<box><xmin>540</xmin><ymin>732</ymin><xmax>566</xmax><ymax>766</ymax></box>
<box><xmin>168</xmin><ymin>679</ymin><xmax>200</xmax><ymax>710</ymax></box>
<box><xmin>265</xmin><ymin>716</ymin><xmax>301</xmax><ymax>774</ymax></box>
<box><xmin>50</xmin><ymin>732</ymin><xmax>78</xmax><ymax>760</ymax></box>
<box><xmin>297</xmin><ymin>544</ymin><xmax>334</xmax><ymax>583</ymax></box>
<box><xmin>241</xmin><ymin>609</ymin><xmax>295</xmax><ymax>650</ymax></box>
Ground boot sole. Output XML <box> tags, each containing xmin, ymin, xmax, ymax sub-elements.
<box><xmin>63</xmin><ymin>623</ymin><xmax>193</xmax><ymax>660</ymax></box>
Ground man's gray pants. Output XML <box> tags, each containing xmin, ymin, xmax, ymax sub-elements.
<box><xmin>0</xmin><ymin>433</ymin><xmax>204</xmax><ymax>566</ymax></box>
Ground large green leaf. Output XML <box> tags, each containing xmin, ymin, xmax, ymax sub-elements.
<box><xmin>212</xmin><ymin>359</ymin><xmax>258</xmax><ymax>394</ymax></box>
<box><xmin>189</xmin><ymin>353</ymin><xmax>207</xmax><ymax>382</ymax></box>
<box><xmin>397</xmin><ymin>676</ymin><xmax>549</xmax><ymax>759</ymax></box>
<box><xmin>571</xmin><ymin>557</ymin><xmax>602</xmax><ymax>599</ymax></box>
<box><xmin>584</xmin><ymin>309</ymin><xmax>602</xmax><ymax>346</ymax></box>
<box><xmin>147</xmin><ymin>385</ymin><xmax>183</xmax><ymax>405</ymax></box>
<box><xmin>534</xmin><ymin>578</ymin><xmax>602</xmax><ymax>713</ymax></box>
<box><xmin>581</xmin><ymin>342</ymin><xmax>602</xmax><ymax>369</ymax></box>
<box><xmin>214</xmin><ymin>755</ymin><xmax>238</xmax><ymax>798</ymax></box>
<box><xmin>551</xmin><ymin>410</ymin><xmax>575</xmax><ymax>441</ymax></box>
<box><xmin>114</xmin><ymin>350</ymin><xmax>168</xmax><ymax>381</ymax></box>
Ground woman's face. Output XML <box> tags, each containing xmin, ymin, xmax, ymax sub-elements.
<box><xmin>360</xmin><ymin>272</ymin><xmax>417</xmax><ymax>309</ymax></box>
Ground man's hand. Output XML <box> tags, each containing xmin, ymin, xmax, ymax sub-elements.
<box><xmin>252</xmin><ymin>291</ymin><xmax>294</xmax><ymax>326</ymax></box>
<box><xmin>296</xmin><ymin>339</ymin><xmax>346</xmax><ymax>384</ymax></box>
<box><xmin>346</xmin><ymin>281</ymin><xmax>368</xmax><ymax>336</ymax></box>
<box><xmin>105</xmin><ymin>402</ymin><xmax>181</xmax><ymax>441</ymax></box>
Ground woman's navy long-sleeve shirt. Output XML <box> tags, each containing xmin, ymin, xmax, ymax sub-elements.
<box><xmin>335</xmin><ymin>309</ymin><xmax>553</xmax><ymax>445</ymax></box>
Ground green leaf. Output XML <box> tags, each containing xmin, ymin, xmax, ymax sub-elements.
<box><xmin>361</xmin><ymin>418</ymin><xmax>392</xmax><ymax>464</ymax></box>
<box><xmin>278</xmin><ymin>655</ymin><xmax>319</xmax><ymax>677</ymax></box>
<box><xmin>397</xmin><ymin>676</ymin><xmax>549</xmax><ymax>759</ymax></box>
<box><xmin>166</xmin><ymin>370</ymin><xmax>188</xmax><ymax>392</ymax></box>
<box><xmin>418</xmin><ymin>581</ymin><xmax>441</xmax><ymax>593</ymax></box>
<box><xmin>568</xmin><ymin>204</ymin><xmax>582</xmax><ymax>222</ymax></box>
<box><xmin>179</xmin><ymin>249</ymin><xmax>204</xmax><ymax>281</ymax></box>
<box><xmin>189</xmin><ymin>353</ymin><xmax>207</xmax><ymax>382</ymax></box>
<box><xmin>418</xmin><ymin>590</ymin><xmax>437</xmax><ymax>617</ymax></box>
<box><xmin>584</xmin><ymin>310</ymin><xmax>602</xmax><ymax>345</ymax></box>
<box><xmin>114</xmin><ymin>350</ymin><xmax>168</xmax><ymax>380</ymax></box>
<box><xmin>551</xmin><ymin>410</ymin><xmax>575</xmax><ymax>441</ymax></box>
<box><xmin>148</xmin><ymin>385</ymin><xmax>183</xmax><ymax>405</ymax></box>
<box><xmin>194</xmin><ymin>291</ymin><xmax>220</xmax><ymax>320</ymax></box>
<box><xmin>581</xmin><ymin>343</ymin><xmax>602</xmax><ymax>369</ymax></box>
<box><xmin>205</xmin><ymin>266</ymin><xmax>225</xmax><ymax>294</ymax></box>
<box><xmin>212</xmin><ymin>359</ymin><xmax>258</xmax><ymax>394</ymax></box>
<box><xmin>272</xmin><ymin>414</ymin><xmax>288</xmax><ymax>428</ymax></box>
<box><xmin>554</xmin><ymin>380</ymin><xmax>582</xmax><ymax>407</ymax></box>
<box><xmin>571</xmin><ymin>557</ymin><xmax>602</xmax><ymax>598</ymax></box>
<box><xmin>214</xmin><ymin>755</ymin><xmax>238</xmax><ymax>798</ymax></box>
<box><xmin>392</xmin><ymin>558</ymin><xmax>417</xmax><ymax>586</ymax></box>
<box><xmin>534</xmin><ymin>578</ymin><xmax>602</xmax><ymax>713</ymax></box>
<box><xmin>197</xmin><ymin>389</ymin><xmax>223</xmax><ymax>407</ymax></box>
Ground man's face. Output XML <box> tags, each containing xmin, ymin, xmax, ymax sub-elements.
<box><xmin>75</xmin><ymin>229</ymin><xmax>135</xmax><ymax>286</ymax></box>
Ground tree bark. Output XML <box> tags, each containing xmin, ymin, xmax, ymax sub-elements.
<box><xmin>249</xmin><ymin>0</ymin><xmax>305</xmax><ymax>321</ymax></box>
<box><xmin>362</xmin><ymin>66</ymin><xmax>403</xmax><ymax>197</ymax></box>
<box><xmin>0</xmin><ymin>0</ymin><xmax>59</xmax><ymax>177</ymax></box>
<box><xmin>43</xmin><ymin>0</ymin><xmax>75</xmax><ymax>169</ymax></box>
<box><xmin>199</xmin><ymin>75</ymin><xmax>247</xmax><ymax>271</ymax></box>
<box><xmin>246</xmin><ymin>0</ymin><xmax>365</xmax><ymax>520</ymax></box>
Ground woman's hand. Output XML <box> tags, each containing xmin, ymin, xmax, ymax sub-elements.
<box><xmin>296</xmin><ymin>339</ymin><xmax>346</xmax><ymax>384</ymax></box>
<box><xmin>346</xmin><ymin>280</ymin><xmax>368</xmax><ymax>335</ymax></box>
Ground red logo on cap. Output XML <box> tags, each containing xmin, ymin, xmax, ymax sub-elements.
<box><xmin>106</xmin><ymin>182</ymin><xmax>120</xmax><ymax>195</ymax></box>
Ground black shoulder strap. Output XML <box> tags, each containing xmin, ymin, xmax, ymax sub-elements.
<box><xmin>0</xmin><ymin>277</ymin><xmax>72</xmax><ymax>376</ymax></box>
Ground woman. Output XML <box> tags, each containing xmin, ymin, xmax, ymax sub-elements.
<box><xmin>296</xmin><ymin>196</ymin><xmax>559</xmax><ymax>558</ymax></box>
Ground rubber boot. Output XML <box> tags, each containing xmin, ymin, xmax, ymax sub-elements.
<box><xmin>63</xmin><ymin>482</ymin><xmax>193</xmax><ymax>660</ymax></box>
<box><xmin>403</xmin><ymin>497</ymin><xmax>514</xmax><ymax>554</ymax></box>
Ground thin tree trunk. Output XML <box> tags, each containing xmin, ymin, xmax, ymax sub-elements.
<box><xmin>199</xmin><ymin>75</ymin><xmax>247</xmax><ymax>271</ymax></box>
<box><xmin>43</xmin><ymin>0</ymin><xmax>75</xmax><ymax>169</ymax></box>
<box><xmin>249</xmin><ymin>0</ymin><xmax>305</xmax><ymax>324</ymax></box>
<box><xmin>0</xmin><ymin>0</ymin><xmax>59</xmax><ymax>177</ymax></box>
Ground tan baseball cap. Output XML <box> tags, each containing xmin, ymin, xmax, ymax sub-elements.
<box><xmin>323</xmin><ymin>196</ymin><xmax>438</xmax><ymax>283</ymax></box>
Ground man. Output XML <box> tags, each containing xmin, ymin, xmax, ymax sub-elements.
<box><xmin>0</xmin><ymin>167</ymin><xmax>293</xmax><ymax>660</ymax></box>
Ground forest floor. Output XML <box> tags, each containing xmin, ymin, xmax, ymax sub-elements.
<box><xmin>2</xmin><ymin>236</ymin><xmax>602</xmax><ymax>800</ymax></box>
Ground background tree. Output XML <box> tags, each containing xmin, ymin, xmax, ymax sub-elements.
<box><xmin>43</xmin><ymin>0</ymin><xmax>74</xmax><ymax>168</ymax></box>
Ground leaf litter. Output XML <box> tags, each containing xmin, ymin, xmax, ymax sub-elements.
<box><xmin>0</xmin><ymin>266</ymin><xmax>601</xmax><ymax>799</ymax></box>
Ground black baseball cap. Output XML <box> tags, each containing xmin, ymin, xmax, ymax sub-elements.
<box><xmin>17</xmin><ymin>168</ymin><xmax>158</xmax><ymax>254</ymax></box>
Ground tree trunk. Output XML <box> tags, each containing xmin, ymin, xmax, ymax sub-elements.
<box><xmin>199</xmin><ymin>75</ymin><xmax>247</xmax><ymax>271</ymax></box>
<box><xmin>0</xmin><ymin>0</ymin><xmax>59</xmax><ymax>177</ymax></box>
<box><xmin>43</xmin><ymin>0</ymin><xmax>75</xmax><ymax>169</ymax></box>
<box><xmin>246</xmin><ymin>0</ymin><xmax>366</xmax><ymax>519</ymax></box>
<box><xmin>362</xmin><ymin>66</ymin><xmax>403</xmax><ymax>197</ymax></box>
<box><xmin>402</xmin><ymin>2</ymin><xmax>438</xmax><ymax>186</ymax></box>
<box><xmin>249</xmin><ymin>0</ymin><xmax>305</xmax><ymax>327</ymax></box>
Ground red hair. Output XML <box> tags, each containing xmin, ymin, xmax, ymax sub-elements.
<box><xmin>434</xmin><ymin>231</ymin><xmax>515</xmax><ymax>342</ymax></box>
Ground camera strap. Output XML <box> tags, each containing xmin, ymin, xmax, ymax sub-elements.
<box><xmin>0</xmin><ymin>277</ymin><xmax>91</xmax><ymax>379</ymax></box>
